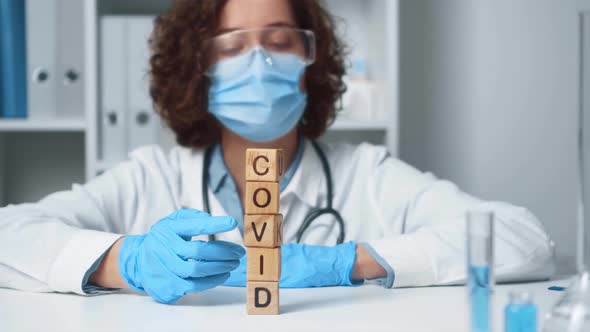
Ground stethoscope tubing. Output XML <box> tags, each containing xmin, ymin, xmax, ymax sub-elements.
<box><xmin>203</xmin><ymin>140</ymin><xmax>345</xmax><ymax>244</ymax></box>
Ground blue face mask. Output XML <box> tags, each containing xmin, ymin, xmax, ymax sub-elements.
<box><xmin>207</xmin><ymin>48</ymin><xmax>307</xmax><ymax>142</ymax></box>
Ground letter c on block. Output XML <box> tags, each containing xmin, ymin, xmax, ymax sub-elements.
<box><xmin>253</xmin><ymin>155</ymin><xmax>270</xmax><ymax>176</ymax></box>
<box><xmin>254</xmin><ymin>287</ymin><xmax>271</xmax><ymax>308</ymax></box>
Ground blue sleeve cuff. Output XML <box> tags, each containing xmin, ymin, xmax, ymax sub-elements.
<box><xmin>361</xmin><ymin>242</ymin><xmax>395</xmax><ymax>288</ymax></box>
<box><xmin>81</xmin><ymin>252</ymin><xmax>119</xmax><ymax>295</ymax></box>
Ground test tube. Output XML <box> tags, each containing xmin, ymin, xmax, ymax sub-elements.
<box><xmin>467</xmin><ymin>210</ymin><xmax>495</xmax><ymax>332</ymax></box>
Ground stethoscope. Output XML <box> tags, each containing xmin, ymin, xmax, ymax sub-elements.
<box><xmin>202</xmin><ymin>140</ymin><xmax>345</xmax><ymax>244</ymax></box>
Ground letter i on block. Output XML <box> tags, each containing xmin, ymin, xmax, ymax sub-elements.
<box><xmin>244</xmin><ymin>148</ymin><xmax>284</xmax><ymax>315</ymax></box>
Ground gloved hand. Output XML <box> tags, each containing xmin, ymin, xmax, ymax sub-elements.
<box><xmin>223</xmin><ymin>241</ymin><xmax>361</xmax><ymax>288</ymax></box>
<box><xmin>118</xmin><ymin>208</ymin><xmax>245</xmax><ymax>303</ymax></box>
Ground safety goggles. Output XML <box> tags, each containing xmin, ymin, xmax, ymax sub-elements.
<box><xmin>204</xmin><ymin>27</ymin><xmax>316</xmax><ymax>78</ymax></box>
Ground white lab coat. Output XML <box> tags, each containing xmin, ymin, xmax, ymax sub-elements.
<box><xmin>0</xmin><ymin>141</ymin><xmax>555</xmax><ymax>294</ymax></box>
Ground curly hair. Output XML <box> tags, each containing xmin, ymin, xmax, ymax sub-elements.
<box><xmin>149</xmin><ymin>0</ymin><xmax>347</xmax><ymax>148</ymax></box>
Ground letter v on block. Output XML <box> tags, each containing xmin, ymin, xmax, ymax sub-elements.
<box><xmin>253</xmin><ymin>222</ymin><xmax>267</xmax><ymax>242</ymax></box>
<box><xmin>244</xmin><ymin>214</ymin><xmax>283</xmax><ymax>248</ymax></box>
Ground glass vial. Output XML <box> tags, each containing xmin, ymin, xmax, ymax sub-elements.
<box><xmin>505</xmin><ymin>291</ymin><xmax>537</xmax><ymax>332</ymax></box>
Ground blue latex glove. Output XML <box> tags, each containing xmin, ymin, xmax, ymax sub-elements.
<box><xmin>118</xmin><ymin>208</ymin><xmax>245</xmax><ymax>303</ymax></box>
<box><xmin>223</xmin><ymin>241</ymin><xmax>361</xmax><ymax>288</ymax></box>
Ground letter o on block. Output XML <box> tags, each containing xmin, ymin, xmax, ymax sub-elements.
<box><xmin>253</xmin><ymin>188</ymin><xmax>271</xmax><ymax>208</ymax></box>
<box><xmin>245</xmin><ymin>182</ymin><xmax>279</xmax><ymax>214</ymax></box>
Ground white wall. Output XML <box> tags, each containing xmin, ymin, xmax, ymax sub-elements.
<box><xmin>399</xmin><ymin>1</ymin><xmax>476</xmax><ymax>189</ymax></box>
<box><xmin>400</xmin><ymin>0</ymin><xmax>580</xmax><ymax>272</ymax></box>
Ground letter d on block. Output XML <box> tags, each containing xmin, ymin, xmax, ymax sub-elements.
<box><xmin>247</xmin><ymin>281</ymin><xmax>279</xmax><ymax>315</ymax></box>
<box><xmin>255</xmin><ymin>287</ymin><xmax>271</xmax><ymax>307</ymax></box>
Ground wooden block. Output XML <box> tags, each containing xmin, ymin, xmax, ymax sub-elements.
<box><xmin>247</xmin><ymin>247</ymin><xmax>281</xmax><ymax>281</ymax></box>
<box><xmin>245</xmin><ymin>149</ymin><xmax>284</xmax><ymax>182</ymax></box>
<box><xmin>244</xmin><ymin>214</ymin><xmax>283</xmax><ymax>248</ymax></box>
<box><xmin>247</xmin><ymin>281</ymin><xmax>279</xmax><ymax>315</ymax></box>
<box><xmin>244</xmin><ymin>181</ymin><xmax>280</xmax><ymax>215</ymax></box>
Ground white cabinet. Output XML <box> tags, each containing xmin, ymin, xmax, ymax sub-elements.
<box><xmin>0</xmin><ymin>0</ymin><xmax>398</xmax><ymax>206</ymax></box>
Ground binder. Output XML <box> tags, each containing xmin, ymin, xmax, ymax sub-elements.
<box><xmin>100</xmin><ymin>16</ymin><xmax>160</xmax><ymax>168</ymax></box>
<box><xmin>56</xmin><ymin>0</ymin><xmax>85</xmax><ymax>118</ymax></box>
<box><xmin>100</xmin><ymin>17</ymin><xmax>127</xmax><ymax>165</ymax></box>
<box><xmin>0</xmin><ymin>0</ymin><xmax>28</xmax><ymax>118</ymax></box>
<box><xmin>126</xmin><ymin>17</ymin><xmax>160</xmax><ymax>151</ymax></box>
<box><xmin>25</xmin><ymin>0</ymin><xmax>57</xmax><ymax>119</ymax></box>
<box><xmin>25</xmin><ymin>0</ymin><xmax>85</xmax><ymax>119</ymax></box>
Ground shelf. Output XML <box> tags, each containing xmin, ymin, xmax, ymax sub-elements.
<box><xmin>0</xmin><ymin>119</ymin><xmax>87</xmax><ymax>132</ymax></box>
<box><xmin>329</xmin><ymin>117</ymin><xmax>389</xmax><ymax>130</ymax></box>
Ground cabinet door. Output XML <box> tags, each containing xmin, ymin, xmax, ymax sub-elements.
<box><xmin>57</xmin><ymin>0</ymin><xmax>86</xmax><ymax>119</ymax></box>
<box><xmin>126</xmin><ymin>17</ymin><xmax>160</xmax><ymax>152</ymax></box>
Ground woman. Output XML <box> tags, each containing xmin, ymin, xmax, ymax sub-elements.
<box><xmin>0</xmin><ymin>0</ymin><xmax>554</xmax><ymax>304</ymax></box>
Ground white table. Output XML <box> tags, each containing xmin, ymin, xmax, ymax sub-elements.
<box><xmin>0</xmin><ymin>278</ymin><xmax>571</xmax><ymax>332</ymax></box>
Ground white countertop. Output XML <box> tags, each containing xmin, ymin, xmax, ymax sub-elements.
<box><xmin>0</xmin><ymin>278</ymin><xmax>572</xmax><ymax>332</ymax></box>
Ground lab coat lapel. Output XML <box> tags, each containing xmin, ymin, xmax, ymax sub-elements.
<box><xmin>177</xmin><ymin>147</ymin><xmax>204</xmax><ymax>211</ymax></box>
<box><xmin>282</xmin><ymin>140</ymin><xmax>326</xmax><ymax>210</ymax></box>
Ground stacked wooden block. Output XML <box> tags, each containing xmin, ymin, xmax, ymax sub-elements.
<box><xmin>244</xmin><ymin>149</ymin><xmax>284</xmax><ymax>315</ymax></box>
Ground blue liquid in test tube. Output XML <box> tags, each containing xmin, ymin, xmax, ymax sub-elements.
<box><xmin>467</xmin><ymin>211</ymin><xmax>494</xmax><ymax>332</ymax></box>
<box><xmin>469</xmin><ymin>265</ymin><xmax>491</xmax><ymax>332</ymax></box>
